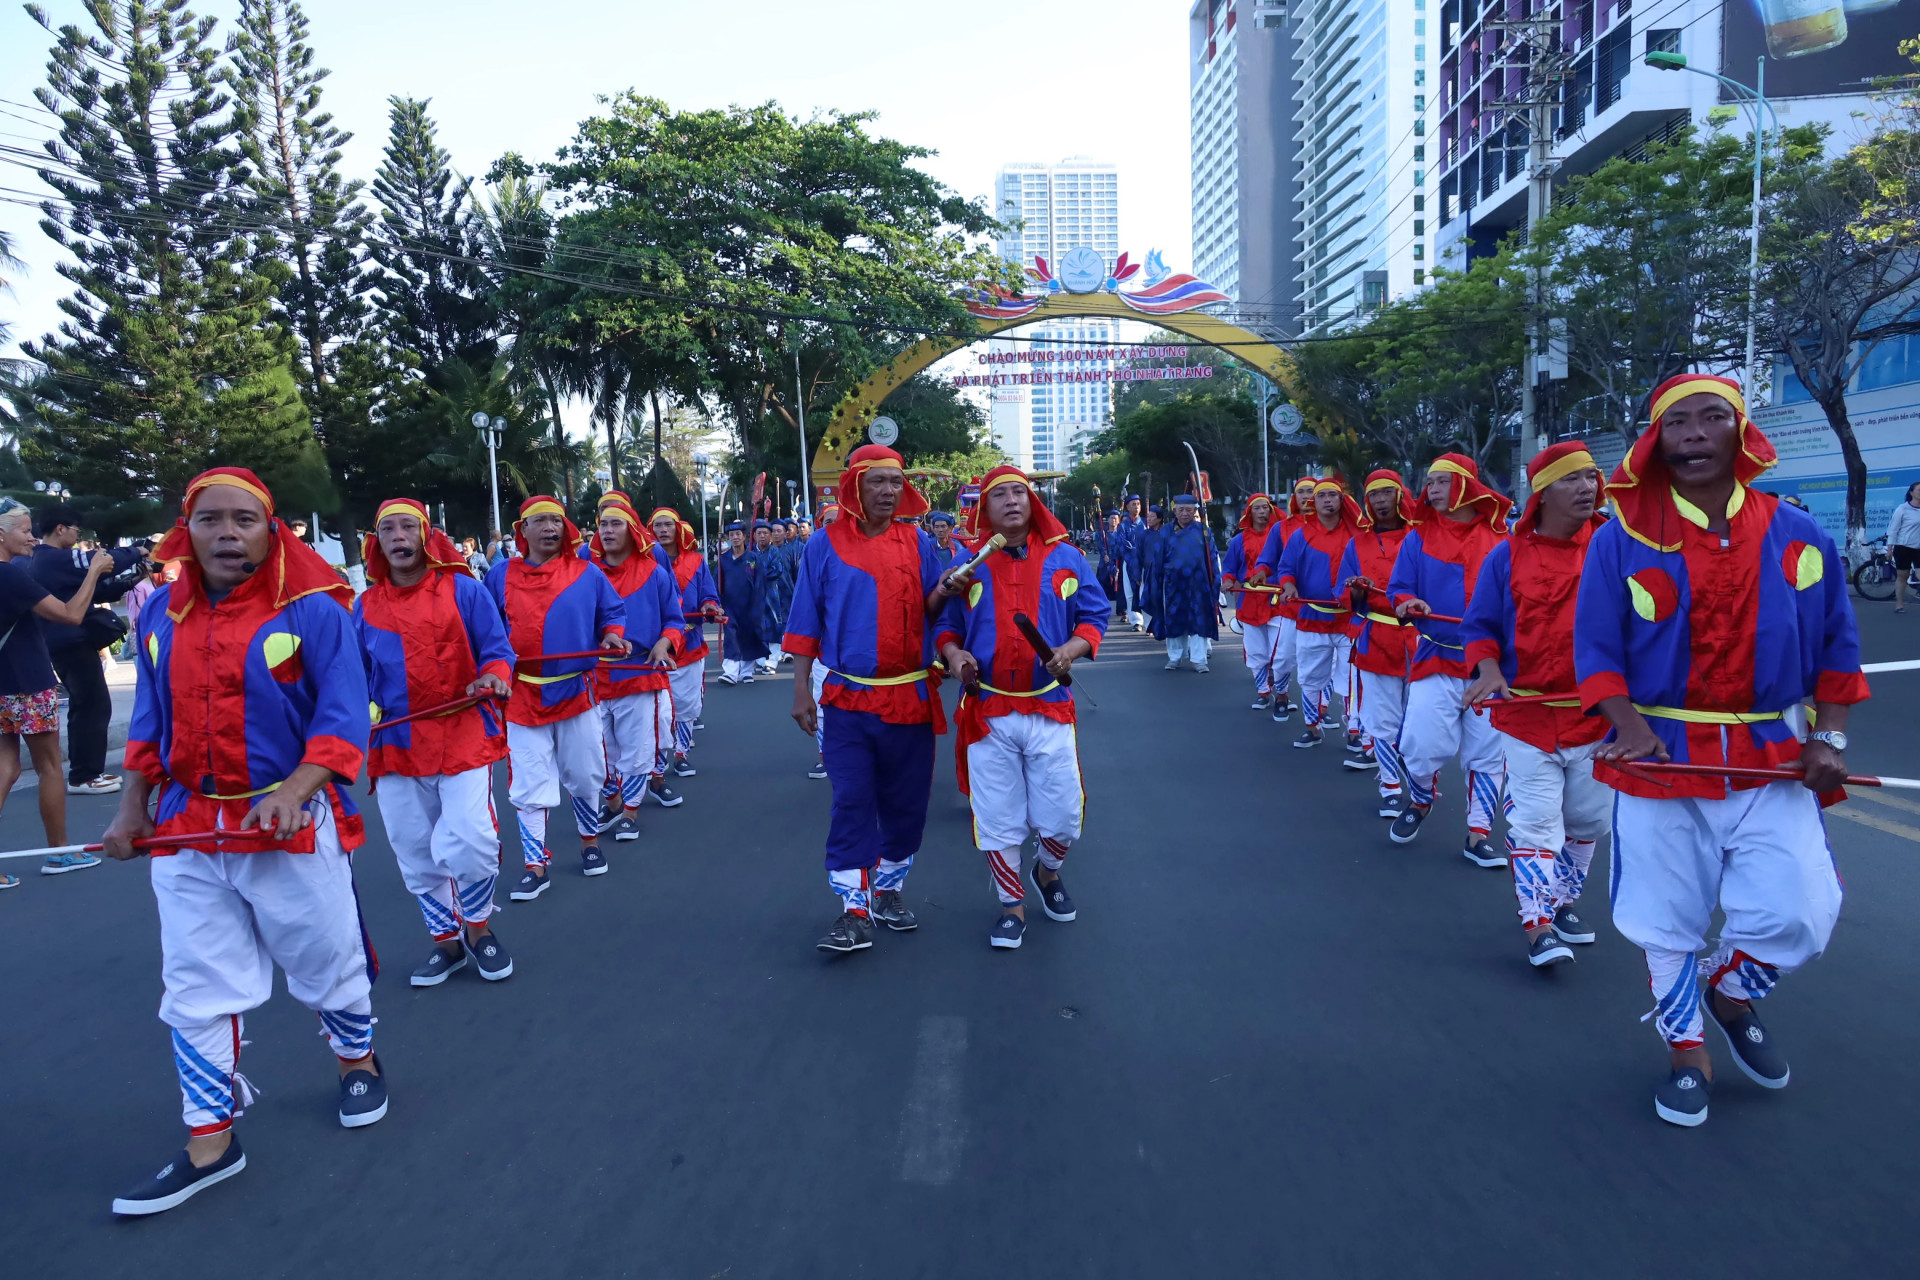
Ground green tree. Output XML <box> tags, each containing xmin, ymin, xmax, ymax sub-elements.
<box><xmin>540</xmin><ymin>96</ymin><xmax>1013</xmax><ymax>500</ymax></box>
<box><xmin>21</xmin><ymin>0</ymin><xmax>318</xmax><ymax>509</ymax></box>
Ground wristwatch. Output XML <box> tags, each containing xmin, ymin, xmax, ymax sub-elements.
<box><xmin>1808</xmin><ymin>730</ymin><xmax>1848</xmax><ymax>752</ymax></box>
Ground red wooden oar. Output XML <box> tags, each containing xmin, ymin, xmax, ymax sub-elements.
<box><xmin>1618</xmin><ymin>760</ymin><xmax>1920</xmax><ymax>791</ymax></box>
<box><xmin>0</xmin><ymin>830</ymin><xmax>269</xmax><ymax>862</ymax></box>
<box><xmin>371</xmin><ymin>691</ymin><xmax>505</xmax><ymax>734</ymax></box>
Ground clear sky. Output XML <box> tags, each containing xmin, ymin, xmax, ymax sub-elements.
<box><xmin>0</xmin><ymin>0</ymin><xmax>1195</xmax><ymax>365</ymax></box>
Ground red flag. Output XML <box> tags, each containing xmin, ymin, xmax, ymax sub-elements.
<box><xmin>1191</xmin><ymin>471</ymin><xmax>1213</xmax><ymax>504</ymax></box>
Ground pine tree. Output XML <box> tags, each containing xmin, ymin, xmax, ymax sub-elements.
<box><xmin>368</xmin><ymin>96</ymin><xmax>496</xmax><ymax>375</ymax></box>
<box><xmin>20</xmin><ymin>0</ymin><xmax>320</xmax><ymax>509</ymax></box>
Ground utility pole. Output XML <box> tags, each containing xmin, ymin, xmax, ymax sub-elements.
<box><xmin>1485</xmin><ymin>16</ymin><xmax>1575</xmax><ymax>503</ymax></box>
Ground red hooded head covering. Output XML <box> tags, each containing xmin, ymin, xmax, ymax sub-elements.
<box><xmin>1414</xmin><ymin>453</ymin><xmax>1511</xmax><ymax>531</ymax></box>
<box><xmin>589</xmin><ymin>489</ymin><xmax>656</xmax><ymax>560</ymax></box>
<box><xmin>361</xmin><ymin>497</ymin><xmax>472</xmax><ymax>583</ymax></box>
<box><xmin>817</xmin><ymin>501</ymin><xmax>840</xmax><ymax>526</ymax></box>
<box><xmin>975</xmin><ymin>464</ymin><xmax>1069</xmax><ymax>547</ymax></box>
<box><xmin>837</xmin><ymin>444</ymin><xmax>930</xmax><ymax>524</ymax></box>
<box><xmin>1238</xmin><ymin>493</ymin><xmax>1278</xmax><ymax>533</ymax></box>
<box><xmin>1308</xmin><ymin>475</ymin><xmax>1364</xmax><ymax>529</ymax></box>
<box><xmin>513</xmin><ymin>494</ymin><xmax>584</xmax><ymax>557</ymax></box>
<box><xmin>1513</xmin><ymin>442</ymin><xmax>1606</xmax><ymax>539</ymax></box>
<box><xmin>1358</xmin><ymin>469</ymin><xmax>1418</xmax><ymax>531</ymax></box>
<box><xmin>647</xmin><ymin>506</ymin><xmax>700</xmax><ymax>557</ymax></box>
<box><xmin>154</xmin><ymin>466</ymin><xmax>351</xmax><ymax>618</ymax></box>
<box><xmin>1607</xmin><ymin>373</ymin><xmax>1776</xmax><ymax>552</ymax></box>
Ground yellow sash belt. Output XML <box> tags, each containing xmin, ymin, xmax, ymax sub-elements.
<box><xmin>828</xmin><ymin>667</ymin><xmax>932</xmax><ymax>687</ymax></box>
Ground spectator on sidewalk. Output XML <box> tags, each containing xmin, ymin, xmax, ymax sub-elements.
<box><xmin>30</xmin><ymin>503</ymin><xmax>147</xmax><ymax>796</ymax></box>
<box><xmin>0</xmin><ymin>496</ymin><xmax>117</xmax><ymax>884</ymax></box>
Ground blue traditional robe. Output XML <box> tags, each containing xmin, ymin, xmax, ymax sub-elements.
<box><xmin>716</xmin><ymin>549</ymin><xmax>769</xmax><ymax>662</ymax></box>
<box><xmin>1147</xmin><ymin>519</ymin><xmax>1220</xmax><ymax>641</ymax></box>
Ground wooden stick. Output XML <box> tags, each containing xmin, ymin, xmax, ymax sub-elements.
<box><xmin>1622</xmin><ymin>760</ymin><xmax>1920</xmax><ymax>791</ymax></box>
<box><xmin>0</xmin><ymin>830</ymin><xmax>263</xmax><ymax>862</ymax></box>
<box><xmin>1012</xmin><ymin>610</ymin><xmax>1072</xmax><ymax>688</ymax></box>
<box><xmin>371</xmin><ymin>692</ymin><xmax>504</xmax><ymax>734</ymax></box>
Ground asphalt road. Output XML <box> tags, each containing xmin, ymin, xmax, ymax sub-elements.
<box><xmin>2</xmin><ymin>607</ymin><xmax>1918</xmax><ymax>1279</ymax></box>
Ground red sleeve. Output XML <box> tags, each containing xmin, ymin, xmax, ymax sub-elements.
<box><xmin>301</xmin><ymin>732</ymin><xmax>366</xmax><ymax>781</ymax></box>
<box><xmin>1578</xmin><ymin>671</ymin><xmax>1630</xmax><ymax>712</ymax></box>
<box><xmin>1463</xmin><ymin>638</ymin><xmax>1502</xmax><ymax>669</ymax></box>
<box><xmin>1073</xmin><ymin>622</ymin><xmax>1104</xmax><ymax>659</ymax></box>
<box><xmin>124</xmin><ymin>738</ymin><xmax>167</xmax><ymax>786</ymax></box>
<box><xmin>1814</xmin><ymin>669</ymin><xmax>1871</xmax><ymax>705</ymax></box>
<box><xmin>479</xmin><ymin>659</ymin><xmax>513</xmax><ymax>684</ymax></box>
<box><xmin>782</xmin><ymin>632</ymin><xmax>822</xmax><ymax>658</ymax></box>
<box><xmin>933</xmin><ymin>629</ymin><xmax>963</xmax><ymax>653</ymax></box>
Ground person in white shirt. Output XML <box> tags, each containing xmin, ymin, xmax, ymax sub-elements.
<box><xmin>1888</xmin><ymin>481</ymin><xmax>1920</xmax><ymax>613</ymax></box>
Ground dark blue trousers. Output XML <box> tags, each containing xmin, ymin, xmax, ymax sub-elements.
<box><xmin>821</xmin><ymin>706</ymin><xmax>934</xmax><ymax>873</ymax></box>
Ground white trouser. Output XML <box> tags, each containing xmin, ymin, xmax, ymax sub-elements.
<box><xmin>1166</xmin><ymin>635</ymin><xmax>1210</xmax><ymax>664</ymax></box>
<box><xmin>1274</xmin><ymin>617</ymin><xmax>1298</xmax><ymax>698</ymax></box>
<box><xmin>668</xmin><ymin>660</ymin><xmax>704</xmax><ymax>755</ymax></box>
<box><xmin>1123</xmin><ymin>566</ymin><xmax>1145</xmax><ymax>628</ymax></box>
<box><xmin>1357</xmin><ymin>670</ymin><xmax>1408</xmax><ymax>797</ymax></box>
<box><xmin>1499</xmin><ymin>734</ymin><xmax>1609</xmax><ymax>929</ymax></box>
<box><xmin>507</xmin><ymin>713</ymin><xmax>608</xmax><ymax>865</ymax></box>
<box><xmin>1295</xmin><ymin>631</ymin><xmax>1351</xmax><ymax>729</ymax></box>
<box><xmin>375</xmin><ymin>766</ymin><xmax>501</xmax><ymax>937</ymax></box>
<box><xmin>1399</xmin><ymin>673</ymin><xmax>1505</xmax><ymax>832</ymax></box>
<box><xmin>154</xmin><ymin>805</ymin><xmax>372</xmax><ymax>1128</ymax></box>
<box><xmin>765</xmin><ymin>641</ymin><xmax>783</xmax><ymax>667</ymax></box>
<box><xmin>966</xmin><ymin>713</ymin><xmax>1083</xmax><ymax>905</ymax></box>
<box><xmin>722</xmin><ymin>658</ymin><xmax>756</xmax><ymax>681</ymax></box>
<box><xmin>1612</xmin><ymin>782</ymin><xmax>1842</xmax><ymax>1047</ymax></box>
<box><xmin>601</xmin><ymin>689</ymin><xmax>672</xmax><ymax>809</ymax></box>
<box><xmin>1241</xmin><ymin>620</ymin><xmax>1285</xmax><ymax>694</ymax></box>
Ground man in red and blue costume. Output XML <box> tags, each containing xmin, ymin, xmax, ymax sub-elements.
<box><xmin>1337</xmin><ymin>470</ymin><xmax>1417</xmax><ymax>807</ymax></box>
<box><xmin>1460</xmin><ymin>445</ymin><xmax>1610</xmax><ymax>969</ymax></box>
<box><xmin>1574</xmin><ymin>374</ymin><xmax>1867</xmax><ymax>1128</ymax></box>
<box><xmin>584</xmin><ymin>490</ymin><xmax>685</xmax><ymax>839</ymax></box>
<box><xmin>783</xmin><ymin>444</ymin><xmax>949</xmax><ymax>955</ymax></box>
<box><xmin>485</xmin><ymin>495</ymin><xmax>629</xmax><ymax>901</ymax></box>
<box><xmin>1220</xmin><ymin>494</ymin><xmax>1286</xmax><ymax>712</ymax></box>
<box><xmin>649</xmin><ymin>505</ymin><xmax>720</xmax><ymax>777</ymax></box>
<box><xmin>933</xmin><ymin>465</ymin><xmax>1108</xmax><ymax>950</ymax></box>
<box><xmin>1386</xmin><ymin>453</ymin><xmax>1513</xmax><ymax>864</ymax></box>
<box><xmin>1267</xmin><ymin>477</ymin><xmax>1363</xmax><ymax>750</ymax></box>
<box><xmin>354</xmin><ymin>497</ymin><xmax>516</xmax><ymax>988</ymax></box>
<box><xmin>101</xmin><ymin>467</ymin><xmax>382</xmax><ymax>1216</ymax></box>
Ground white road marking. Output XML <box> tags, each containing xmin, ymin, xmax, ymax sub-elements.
<box><xmin>898</xmin><ymin>1015</ymin><xmax>967</xmax><ymax>1185</ymax></box>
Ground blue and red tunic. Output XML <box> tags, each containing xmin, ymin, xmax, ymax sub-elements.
<box><xmin>1574</xmin><ymin>486</ymin><xmax>1869</xmax><ymax>800</ymax></box>
<box><xmin>1271</xmin><ymin>515</ymin><xmax>1359</xmax><ymax>635</ymax></box>
<box><xmin>933</xmin><ymin>534</ymin><xmax>1108</xmax><ymax>726</ymax></box>
<box><xmin>1337</xmin><ymin>525</ymin><xmax>1413</xmax><ymax>677</ymax></box>
<box><xmin>1461</xmin><ymin>525</ymin><xmax>1607</xmax><ymax>753</ymax></box>
<box><xmin>583</xmin><ymin>543</ymin><xmax>684</xmax><ymax>698</ymax></box>
<box><xmin>485</xmin><ymin>555</ymin><xmax>626</xmax><ymax>726</ymax></box>
<box><xmin>354</xmin><ymin>569</ymin><xmax>514</xmax><ymax>777</ymax></box>
<box><xmin>128</xmin><ymin>571</ymin><xmax>369</xmax><ymax>852</ymax></box>
<box><xmin>1222</xmin><ymin>521</ymin><xmax>1281</xmax><ymax>626</ymax></box>
<box><xmin>1387</xmin><ymin>517</ymin><xmax>1505</xmax><ymax>680</ymax></box>
<box><xmin>653</xmin><ymin>544</ymin><xmax>720</xmax><ymax>668</ymax></box>
<box><xmin>781</xmin><ymin>519</ymin><xmax>948</xmax><ymax>729</ymax></box>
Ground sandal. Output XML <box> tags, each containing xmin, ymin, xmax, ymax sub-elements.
<box><xmin>0</xmin><ymin>873</ymin><xmax>20</xmax><ymax>891</ymax></box>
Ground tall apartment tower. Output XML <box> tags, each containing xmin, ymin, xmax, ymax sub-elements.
<box><xmin>990</xmin><ymin>159</ymin><xmax>1122</xmax><ymax>473</ymax></box>
<box><xmin>1188</xmin><ymin>0</ymin><xmax>1303</xmax><ymax>338</ymax></box>
<box><xmin>1289</xmin><ymin>0</ymin><xmax>1435</xmax><ymax>334</ymax></box>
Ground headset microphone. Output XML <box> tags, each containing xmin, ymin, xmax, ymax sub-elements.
<box><xmin>240</xmin><ymin>561</ymin><xmax>258</xmax><ymax>575</ymax></box>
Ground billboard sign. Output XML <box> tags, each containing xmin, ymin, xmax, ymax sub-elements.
<box><xmin>1721</xmin><ymin>0</ymin><xmax>1915</xmax><ymax>99</ymax></box>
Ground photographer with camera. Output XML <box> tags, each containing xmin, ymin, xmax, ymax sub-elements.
<box><xmin>29</xmin><ymin>503</ymin><xmax>147</xmax><ymax>798</ymax></box>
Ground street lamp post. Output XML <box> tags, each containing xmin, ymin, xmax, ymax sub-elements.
<box><xmin>472</xmin><ymin>411</ymin><xmax>505</xmax><ymax>538</ymax></box>
<box><xmin>694</xmin><ymin>452</ymin><xmax>711</xmax><ymax>553</ymax></box>
<box><xmin>793</xmin><ymin>351</ymin><xmax>811</xmax><ymax>520</ymax></box>
<box><xmin>1646</xmin><ymin>51</ymin><xmax>1776</xmax><ymax>404</ymax></box>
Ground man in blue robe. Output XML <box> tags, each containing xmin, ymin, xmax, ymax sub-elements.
<box><xmin>760</xmin><ymin>519</ymin><xmax>797</xmax><ymax>674</ymax></box>
<box><xmin>1149</xmin><ymin>495</ymin><xmax>1220</xmax><ymax>672</ymax></box>
<box><xmin>716</xmin><ymin>522</ymin><xmax>767</xmax><ymax>684</ymax></box>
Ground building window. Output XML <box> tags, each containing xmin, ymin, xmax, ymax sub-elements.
<box><xmin>1415</xmin><ymin>69</ymin><xmax>1426</xmax><ymax>85</ymax></box>
<box><xmin>1363</xmin><ymin>271</ymin><xmax>1388</xmax><ymax>310</ymax></box>
<box><xmin>1647</xmin><ymin>27</ymin><xmax>1680</xmax><ymax>55</ymax></box>
<box><xmin>1414</xmin><ymin>268</ymin><xmax>1426</xmax><ymax>284</ymax></box>
<box><xmin>1415</xmin><ymin>118</ymin><xmax>1426</xmax><ymax>135</ymax></box>
<box><xmin>1858</xmin><ymin>333</ymin><xmax>1920</xmax><ymax>390</ymax></box>
<box><xmin>1413</xmin><ymin>194</ymin><xmax>1424</xmax><ymax>211</ymax></box>
<box><xmin>1414</xmin><ymin>145</ymin><xmax>1425</xmax><ymax>162</ymax></box>
<box><xmin>1416</xmin><ymin>44</ymin><xmax>1425</xmax><ymax>60</ymax></box>
<box><xmin>1415</xmin><ymin>169</ymin><xmax>1425</xmax><ymax>185</ymax></box>
<box><xmin>1414</xmin><ymin>93</ymin><xmax>1425</xmax><ymax>111</ymax></box>
<box><xmin>1415</xmin><ymin>218</ymin><xmax>1425</xmax><ymax>235</ymax></box>
<box><xmin>1415</xmin><ymin>18</ymin><xmax>1426</xmax><ymax>33</ymax></box>
<box><xmin>1414</xmin><ymin>243</ymin><xmax>1425</xmax><ymax>259</ymax></box>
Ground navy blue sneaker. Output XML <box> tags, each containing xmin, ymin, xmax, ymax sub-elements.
<box><xmin>1462</xmin><ymin>836</ymin><xmax>1507</xmax><ymax>868</ymax></box>
<box><xmin>338</xmin><ymin>1055</ymin><xmax>387</xmax><ymax>1129</ymax></box>
<box><xmin>1655</xmin><ymin>1066</ymin><xmax>1710</xmax><ymax>1127</ymax></box>
<box><xmin>670</xmin><ymin>754</ymin><xmax>697</xmax><ymax>777</ymax></box>
<box><xmin>410</xmin><ymin>943</ymin><xmax>467</xmax><ymax>988</ymax></box>
<box><xmin>1378</xmin><ymin>792</ymin><xmax>1407</xmax><ymax>820</ymax></box>
<box><xmin>1552</xmin><ymin>904</ymin><xmax>1596</xmax><ymax>944</ymax></box>
<box><xmin>1030</xmin><ymin>862</ymin><xmax>1076</xmax><ymax>922</ymax></box>
<box><xmin>1710</xmin><ymin>998</ymin><xmax>1790</xmax><ymax>1089</ymax></box>
<box><xmin>1528</xmin><ymin>928</ymin><xmax>1575</xmax><ymax>967</ymax></box>
<box><xmin>581</xmin><ymin>846</ymin><xmax>608</xmax><ymax>877</ymax></box>
<box><xmin>112</xmin><ymin>1137</ymin><xmax>246</xmax><ymax>1215</ymax></box>
<box><xmin>808</xmin><ymin>758</ymin><xmax>828</xmax><ymax>780</ymax></box>
<box><xmin>990</xmin><ymin>912</ymin><xmax>1026</xmax><ymax>949</ymax></box>
<box><xmin>469</xmin><ymin>931</ymin><xmax>513</xmax><ymax>982</ymax></box>
<box><xmin>1389</xmin><ymin>804</ymin><xmax>1428</xmax><ymax>844</ymax></box>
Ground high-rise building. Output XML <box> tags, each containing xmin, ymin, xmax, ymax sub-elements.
<box><xmin>989</xmin><ymin>159</ymin><xmax>1123</xmax><ymax>472</ymax></box>
<box><xmin>1188</xmin><ymin>0</ymin><xmax>1302</xmax><ymax>337</ymax></box>
<box><xmin>1289</xmin><ymin>0</ymin><xmax>1434</xmax><ymax>334</ymax></box>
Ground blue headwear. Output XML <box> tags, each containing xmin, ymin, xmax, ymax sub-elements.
<box><xmin>726</xmin><ymin>521</ymin><xmax>745</xmax><ymax>532</ymax></box>
<box><xmin>752</xmin><ymin>519</ymin><xmax>770</xmax><ymax>530</ymax></box>
<box><xmin>1173</xmin><ymin>494</ymin><xmax>1198</xmax><ymax>506</ymax></box>
<box><xmin>927</xmin><ymin>511</ymin><xmax>955</xmax><ymax>528</ymax></box>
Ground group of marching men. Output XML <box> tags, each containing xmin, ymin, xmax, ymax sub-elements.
<box><xmin>94</xmin><ymin>479</ymin><xmax>725</xmax><ymax>1214</ymax></box>
<box><xmin>1217</xmin><ymin>373</ymin><xmax>1868</xmax><ymax>1132</ymax></box>
<box><xmin>711</xmin><ymin>514</ymin><xmax>808</xmax><ymax>684</ymax></box>
<box><xmin>76</xmin><ymin>371</ymin><xmax>1870</xmax><ymax>1214</ymax></box>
